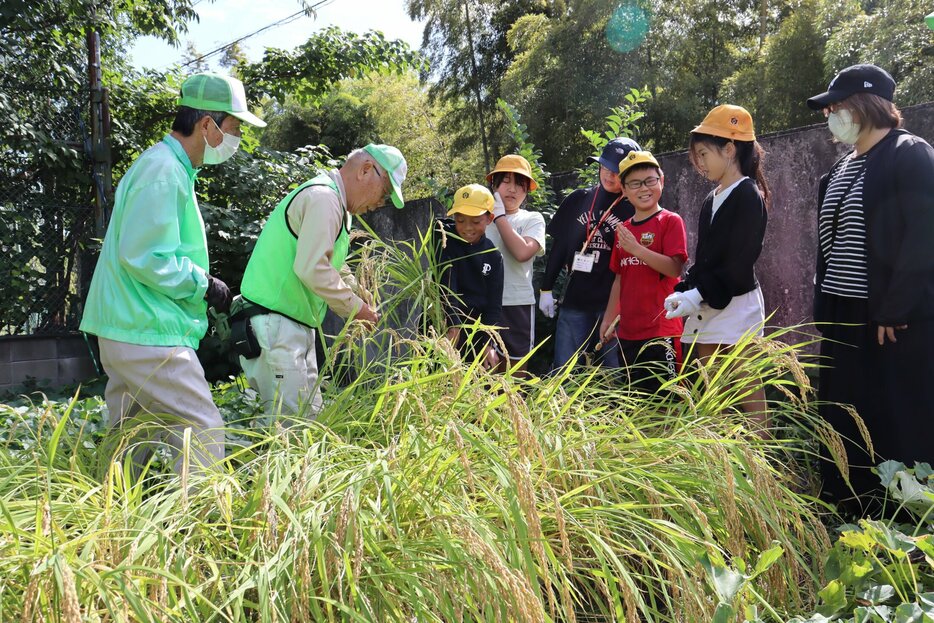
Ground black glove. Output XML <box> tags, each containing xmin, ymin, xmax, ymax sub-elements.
<box><xmin>205</xmin><ymin>274</ymin><xmax>232</xmax><ymax>313</ymax></box>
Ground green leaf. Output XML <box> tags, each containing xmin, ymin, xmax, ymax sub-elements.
<box><xmin>752</xmin><ymin>543</ymin><xmax>784</xmax><ymax>577</ymax></box>
<box><xmin>877</xmin><ymin>460</ymin><xmax>908</xmax><ymax>488</ymax></box>
<box><xmin>712</xmin><ymin>602</ymin><xmax>736</xmax><ymax>623</ymax></box>
<box><xmin>854</xmin><ymin>605</ymin><xmax>894</xmax><ymax>623</ymax></box>
<box><xmin>700</xmin><ymin>553</ymin><xmax>745</xmax><ymax>602</ymax></box>
<box><xmin>817</xmin><ymin>580</ymin><xmax>848</xmax><ymax>617</ymax></box>
<box><xmin>894</xmin><ymin>602</ymin><xmax>923</xmax><ymax>623</ymax></box>
<box><xmin>857</xmin><ymin>584</ymin><xmax>896</xmax><ymax>605</ymax></box>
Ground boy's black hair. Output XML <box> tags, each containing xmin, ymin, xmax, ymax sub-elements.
<box><xmin>621</xmin><ymin>163</ymin><xmax>662</xmax><ymax>183</ymax></box>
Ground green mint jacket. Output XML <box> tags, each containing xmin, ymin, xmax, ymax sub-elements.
<box><xmin>80</xmin><ymin>135</ymin><xmax>210</xmax><ymax>349</ymax></box>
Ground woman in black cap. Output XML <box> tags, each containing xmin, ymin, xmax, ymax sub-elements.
<box><xmin>808</xmin><ymin>63</ymin><xmax>934</xmax><ymax>513</ymax></box>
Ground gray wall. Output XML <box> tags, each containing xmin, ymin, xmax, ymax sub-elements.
<box><xmin>654</xmin><ymin>102</ymin><xmax>934</xmax><ymax>333</ymax></box>
<box><xmin>0</xmin><ymin>335</ymin><xmax>97</xmax><ymax>393</ymax></box>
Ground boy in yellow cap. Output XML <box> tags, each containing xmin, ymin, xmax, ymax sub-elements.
<box><xmin>434</xmin><ymin>184</ymin><xmax>505</xmax><ymax>369</ymax></box>
<box><xmin>600</xmin><ymin>151</ymin><xmax>688</xmax><ymax>393</ymax></box>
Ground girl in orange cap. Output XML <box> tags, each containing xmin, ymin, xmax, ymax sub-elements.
<box><xmin>663</xmin><ymin>104</ymin><xmax>770</xmax><ymax>430</ymax></box>
<box><xmin>485</xmin><ymin>155</ymin><xmax>546</xmax><ymax>374</ymax></box>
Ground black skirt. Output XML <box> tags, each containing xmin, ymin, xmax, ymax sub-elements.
<box><xmin>816</xmin><ymin>291</ymin><xmax>934</xmax><ymax>511</ymax></box>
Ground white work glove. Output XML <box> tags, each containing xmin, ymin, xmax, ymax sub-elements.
<box><xmin>492</xmin><ymin>191</ymin><xmax>506</xmax><ymax>219</ymax></box>
<box><xmin>664</xmin><ymin>288</ymin><xmax>703</xmax><ymax>319</ymax></box>
<box><xmin>538</xmin><ymin>291</ymin><xmax>556</xmax><ymax>318</ymax></box>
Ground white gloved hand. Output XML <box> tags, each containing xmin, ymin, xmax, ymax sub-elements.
<box><xmin>538</xmin><ymin>291</ymin><xmax>556</xmax><ymax>318</ymax></box>
<box><xmin>492</xmin><ymin>192</ymin><xmax>506</xmax><ymax>219</ymax></box>
<box><xmin>664</xmin><ymin>288</ymin><xmax>703</xmax><ymax>319</ymax></box>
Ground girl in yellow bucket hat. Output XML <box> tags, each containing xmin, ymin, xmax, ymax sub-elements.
<box><xmin>664</xmin><ymin>104</ymin><xmax>771</xmax><ymax>431</ymax></box>
<box><xmin>484</xmin><ymin>155</ymin><xmax>546</xmax><ymax>373</ymax></box>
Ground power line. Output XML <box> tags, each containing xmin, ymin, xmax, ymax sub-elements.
<box><xmin>177</xmin><ymin>0</ymin><xmax>337</xmax><ymax>69</ymax></box>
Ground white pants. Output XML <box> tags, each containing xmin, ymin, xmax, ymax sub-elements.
<box><xmin>239</xmin><ymin>313</ymin><xmax>323</xmax><ymax>418</ymax></box>
<box><xmin>98</xmin><ymin>338</ymin><xmax>225</xmax><ymax>475</ymax></box>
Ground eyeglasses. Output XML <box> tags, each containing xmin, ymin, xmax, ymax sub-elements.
<box><xmin>373</xmin><ymin>165</ymin><xmax>392</xmax><ymax>203</ymax></box>
<box><xmin>623</xmin><ymin>176</ymin><xmax>661</xmax><ymax>190</ymax></box>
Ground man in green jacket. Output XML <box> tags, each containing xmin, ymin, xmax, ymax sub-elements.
<box><xmin>80</xmin><ymin>72</ymin><xmax>266</xmax><ymax>475</ymax></box>
<box><xmin>236</xmin><ymin>144</ymin><xmax>407</xmax><ymax>417</ymax></box>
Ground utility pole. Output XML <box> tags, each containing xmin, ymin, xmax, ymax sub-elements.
<box><xmin>87</xmin><ymin>17</ymin><xmax>112</xmax><ymax>236</ymax></box>
<box><xmin>83</xmin><ymin>7</ymin><xmax>113</xmax><ymax>307</ymax></box>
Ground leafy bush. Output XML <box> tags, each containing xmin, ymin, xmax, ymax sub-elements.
<box><xmin>783</xmin><ymin>462</ymin><xmax>934</xmax><ymax>623</ymax></box>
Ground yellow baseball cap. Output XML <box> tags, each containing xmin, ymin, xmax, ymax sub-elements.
<box><xmin>618</xmin><ymin>150</ymin><xmax>660</xmax><ymax>179</ymax></box>
<box><xmin>692</xmin><ymin>104</ymin><xmax>755</xmax><ymax>142</ymax></box>
<box><xmin>447</xmin><ymin>184</ymin><xmax>495</xmax><ymax>217</ymax></box>
<box><xmin>485</xmin><ymin>154</ymin><xmax>539</xmax><ymax>191</ymax></box>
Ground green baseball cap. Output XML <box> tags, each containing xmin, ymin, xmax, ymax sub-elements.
<box><xmin>363</xmin><ymin>144</ymin><xmax>407</xmax><ymax>208</ymax></box>
<box><xmin>178</xmin><ymin>72</ymin><xmax>266</xmax><ymax>128</ymax></box>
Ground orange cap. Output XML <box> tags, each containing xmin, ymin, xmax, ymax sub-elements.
<box><xmin>692</xmin><ymin>104</ymin><xmax>756</xmax><ymax>142</ymax></box>
<box><xmin>485</xmin><ymin>154</ymin><xmax>539</xmax><ymax>191</ymax></box>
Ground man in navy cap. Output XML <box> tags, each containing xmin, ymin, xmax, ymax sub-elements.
<box><xmin>540</xmin><ymin>137</ymin><xmax>640</xmax><ymax>370</ymax></box>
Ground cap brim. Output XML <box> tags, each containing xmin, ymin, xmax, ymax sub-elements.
<box><xmin>597</xmin><ymin>157</ymin><xmax>620</xmax><ymax>172</ymax></box>
<box><xmin>229</xmin><ymin>110</ymin><xmax>267</xmax><ymax>128</ymax></box>
<box><xmin>447</xmin><ymin>206</ymin><xmax>490</xmax><ymax>217</ymax></box>
<box><xmin>690</xmin><ymin>123</ymin><xmax>756</xmax><ymax>141</ymax></box>
<box><xmin>806</xmin><ymin>90</ymin><xmax>844</xmax><ymax>111</ymax></box>
<box><xmin>390</xmin><ymin>181</ymin><xmax>404</xmax><ymax>209</ymax></box>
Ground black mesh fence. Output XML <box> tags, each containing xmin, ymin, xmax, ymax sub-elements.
<box><xmin>0</xmin><ymin>76</ymin><xmax>96</xmax><ymax>336</ymax></box>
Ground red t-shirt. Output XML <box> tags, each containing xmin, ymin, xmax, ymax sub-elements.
<box><xmin>610</xmin><ymin>208</ymin><xmax>688</xmax><ymax>340</ymax></box>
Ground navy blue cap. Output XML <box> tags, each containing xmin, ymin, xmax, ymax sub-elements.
<box><xmin>588</xmin><ymin>137</ymin><xmax>642</xmax><ymax>171</ymax></box>
<box><xmin>807</xmin><ymin>64</ymin><xmax>896</xmax><ymax>110</ymax></box>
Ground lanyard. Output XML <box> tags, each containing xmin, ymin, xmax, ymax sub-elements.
<box><xmin>581</xmin><ymin>194</ymin><xmax>623</xmax><ymax>253</ymax></box>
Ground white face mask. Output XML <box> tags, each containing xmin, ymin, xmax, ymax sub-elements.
<box><xmin>202</xmin><ymin>118</ymin><xmax>241</xmax><ymax>165</ymax></box>
<box><xmin>827</xmin><ymin>109</ymin><xmax>861</xmax><ymax>145</ymax></box>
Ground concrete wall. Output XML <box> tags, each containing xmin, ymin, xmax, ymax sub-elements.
<box><xmin>0</xmin><ymin>335</ymin><xmax>97</xmax><ymax>393</ymax></box>
<box><xmin>654</xmin><ymin>102</ymin><xmax>934</xmax><ymax>333</ymax></box>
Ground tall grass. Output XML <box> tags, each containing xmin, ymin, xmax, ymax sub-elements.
<box><xmin>0</xmin><ymin>231</ymin><xmax>843</xmax><ymax>622</ymax></box>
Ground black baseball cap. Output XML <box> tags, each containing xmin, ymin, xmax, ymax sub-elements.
<box><xmin>807</xmin><ymin>64</ymin><xmax>896</xmax><ymax>110</ymax></box>
<box><xmin>588</xmin><ymin>137</ymin><xmax>642</xmax><ymax>171</ymax></box>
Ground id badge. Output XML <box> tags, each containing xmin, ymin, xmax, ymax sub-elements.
<box><xmin>572</xmin><ymin>252</ymin><xmax>595</xmax><ymax>273</ymax></box>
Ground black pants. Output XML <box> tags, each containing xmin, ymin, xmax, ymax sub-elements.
<box><xmin>618</xmin><ymin>337</ymin><xmax>678</xmax><ymax>394</ymax></box>
<box><xmin>816</xmin><ymin>292</ymin><xmax>934</xmax><ymax>513</ymax></box>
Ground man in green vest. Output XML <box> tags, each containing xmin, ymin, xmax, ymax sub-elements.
<box><xmin>236</xmin><ymin>144</ymin><xmax>407</xmax><ymax>417</ymax></box>
<box><xmin>80</xmin><ymin>72</ymin><xmax>266</xmax><ymax>476</ymax></box>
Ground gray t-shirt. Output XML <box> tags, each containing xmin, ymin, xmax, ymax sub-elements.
<box><xmin>485</xmin><ymin>209</ymin><xmax>546</xmax><ymax>306</ymax></box>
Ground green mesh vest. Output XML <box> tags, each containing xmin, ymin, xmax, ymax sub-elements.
<box><xmin>240</xmin><ymin>174</ymin><xmax>350</xmax><ymax>327</ymax></box>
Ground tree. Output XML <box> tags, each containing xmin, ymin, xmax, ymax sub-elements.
<box><xmin>261</xmin><ymin>90</ymin><xmax>378</xmax><ymax>156</ymax></box>
<box><xmin>501</xmin><ymin>0</ymin><xmax>648</xmax><ymax>169</ymax></box>
<box><xmin>0</xmin><ymin>0</ymin><xmax>199</xmax><ymax>333</ymax></box>
<box><xmin>722</xmin><ymin>0</ymin><xmax>827</xmax><ymax>134</ymax></box>
<box><xmin>405</xmin><ymin>0</ymin><xmax>554</xmax><ymax>169</ymax></box>
<box><xmin>823</xmin><ymin>0</ymin><xmax>934</xmax><ymax>106</ymax></box>
<box><xmin>346</xmin><ymin>71</ymin><xmax>486</xmax><ymax>199</ymax></box>
<box><xmin>182</xmin><ymin>41</ymin><xmax>209</xmax><ymax>72</ymax></box>
<box><xmin>237</xmin><ymin>27</ymin><xmax>423</xmax><ymax>104</ymax></box>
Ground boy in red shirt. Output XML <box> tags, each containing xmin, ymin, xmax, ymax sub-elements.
<box><xmin>600</xmin><ymin>151</ymin><xmax>688</xmax><ymax>392</ymax></box>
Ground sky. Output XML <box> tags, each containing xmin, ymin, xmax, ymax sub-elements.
<box><xmin>130</xmin><ymin>0</ymin><xmax>425</xmax><ymax>71</ymax></box>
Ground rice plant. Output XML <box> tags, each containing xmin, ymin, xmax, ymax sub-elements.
<box><xmin>0</xmin><ymin>230</ymin><xmax>844</xmax><ymax>622</ymax></box>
